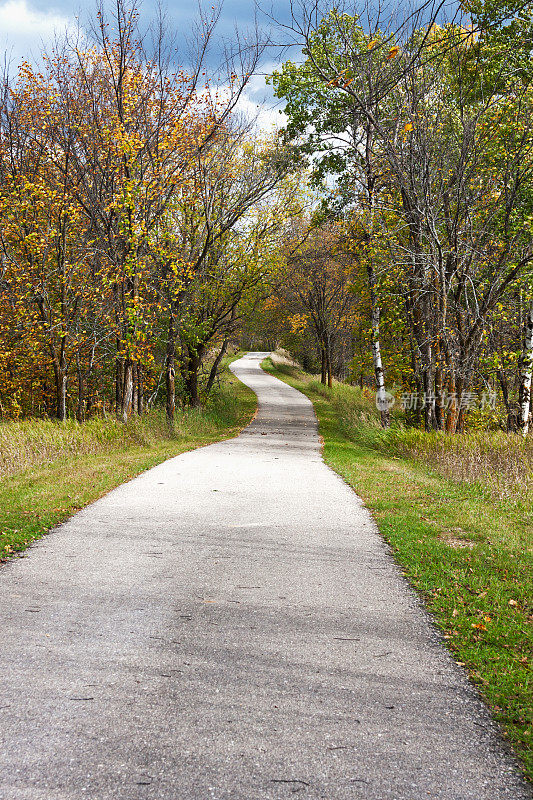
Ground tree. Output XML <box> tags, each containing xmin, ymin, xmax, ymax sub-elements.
<box><xmin>272</xmin><ymin>6</ymin><xmax>533</xmax><ymax>431</ymax></box>
<box><xmin>281</xmin><ymin>219</ymin><xmax>359</xmax><ymax>388</ymax></box>
<box><xmin>164</xmin><ymin>128</ymin><xmax>298</xmax><ymax>409</ymax></box>
<box><xmin>519</xmin><ymin>297</ymin><xmax>533</xmax><ymax>434</ymax></box>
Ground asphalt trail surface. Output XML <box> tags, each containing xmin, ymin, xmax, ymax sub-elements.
<box><xmin>0</xmin><ymin>352</ymin><xmax>530</xmax><ymax>799</ymax></box>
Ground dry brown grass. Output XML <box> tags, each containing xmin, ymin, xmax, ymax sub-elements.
<box><xmin>0</xmin><ymin>376</ymin><xmax>247</xmax><ymax>480</ymax></box>
<box><xmin>308</xmin><ymin>379</ymin><xmax>533</xmax><ymax>503</ymax></box>
<box><xmin>388</xmin><ymin>429</ymin><xmax>533</xmax><ymax>501</ymax></box>
<box><xmin>0</xmin><ymin>416</ymin><xmax>159</xmax><ymax>478</ymax></box>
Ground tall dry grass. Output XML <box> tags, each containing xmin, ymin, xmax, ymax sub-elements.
<box><xmin>0</xmin><ymin>413</ymin><xmax>167</xmax><ymax>479</ymax></box>
<box><xmin>317</xmin><ymin>380</ymin><xmax>533</xmax><ymax>502</ymax></box>
<box><xmin>0</xmin><ymin>381</ymin><xmax>244</xmax><ymax>480</ymax></box>
<box><xmin>388</xmin><ymin>428</ymin><xmax>533</xmax><ymax>501</ymax></box>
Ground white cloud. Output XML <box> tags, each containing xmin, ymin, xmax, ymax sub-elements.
<box><xmin>0</xmin><ymin>0</ymin><xmax>72</xmax><ymax>65</ymax></box>
<box><xmin>233</xmin><ymin>61</ymin><xmax>287</xmax><ymax>131</ymax></box>
<box><xmin>235</xmin><ymin>90</ymin><xmax>287</xmax><ymax>131</ymax></box>
<box><xmin>196</xmin><ymin>62</ymin><xmax>287</xmax><ymax>133</ymax></box>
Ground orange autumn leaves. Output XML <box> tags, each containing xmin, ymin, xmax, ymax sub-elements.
<box><xmin>0</xmin><ymin>34</ymin><xmax>223</xmax><ymax>419</ymax></box>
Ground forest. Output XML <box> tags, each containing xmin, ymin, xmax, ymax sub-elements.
<box><xmin>0</xmin><ymin>0</ymin><xmax>532</xmax><ymax>438</ymax></box>
<box><xmin>0</xmin><ymin>0</ymin><xmax>531</xmax><ymax>781</ymax></box>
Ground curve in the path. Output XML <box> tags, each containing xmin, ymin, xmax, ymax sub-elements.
<box><xmin>0</xmin><ymin>352</ymin><xmax>530</xmax><ymax>800</ymax></box>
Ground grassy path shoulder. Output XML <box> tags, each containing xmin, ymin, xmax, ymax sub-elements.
<box><xmin>0</xmin><ymin>362</ymin><xmax>256</xmax><ymax>563</ymax></box>
<box><xmin>263</xmin><ymin>357</ymin><xmax>532</xmax><ymax>782</ymax></box>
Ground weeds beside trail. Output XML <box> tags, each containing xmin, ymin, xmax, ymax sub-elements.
<box><xmin>263</xmin><ymin>357</ymin><xmax>533</xmax><ymax>783</ymax></box>
<box><xmin>0</xmin><ymin>363</ymin><xmax>256</xmax><ymax>562</ymax></box>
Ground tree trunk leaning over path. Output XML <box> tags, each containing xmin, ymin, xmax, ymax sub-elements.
<box><xmin>519</xmin><ymin>298</ymin><xmax>533</xmax><ymax>435</ymax></box>
<box><xmin>206</xmin><ymin>337</ymin><xmax>230</xmax><ymax>395</ymax></box>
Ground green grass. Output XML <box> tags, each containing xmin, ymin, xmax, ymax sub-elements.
<box><xmin>263</xmin><ymin>357</ymin><xmax>533</xmax><ymax>782</ymax></box>
<box><xmin>0</xmin><ymin>362</ymin><xmax>256</xmax><ymax>562</ymax></box>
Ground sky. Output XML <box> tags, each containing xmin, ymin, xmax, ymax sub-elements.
<box><xmin>0</xmin><ymin>0</ymin><xmax>459</xmax><ymax>128</ymax></box>
<box><xmin>0</xmin><ymin>0</ymin><xmax>296</xmax><ymax>127</ymax></box>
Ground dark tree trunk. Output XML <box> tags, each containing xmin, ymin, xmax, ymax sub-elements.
<box><xmin>52</xmin><ymin>355</ymin><xmax>68</xmax><ymax>422</ymax></box>
<box><xmin>76</xmin><ymin>358</ymin><xmax>85</xmax><ymax>423</ymax></box>
<box><xmin>165</xmin><ymin>310</ymin><xmax>177</xmax><ymax>421</ymax></box>
<box><xmin>206</xmin><ymin>337</ymin><xmax>229</xmax><ymax>394</ymax></box>
<box><xmin>57</xmin><ymin>367</ymin><xmax>67</xmax><ymax>422</ymax></box>
<box><xmin>186</xmin><ymin>355</ymin><xmax>200</xmax><ymax>407</ymax></box>
<box><xmin>497</xmin><ymin>368</ymin><xmax>516</xmax><ymax>432</ymax></box>
<box><xmin>455</xmin><ymin>377</ymin><xmax>465</xmax><ymax>434</ymax></box>
<box><xmin>166</xmin><ymin>334</ymin><xmax>176</xmax><ymax>422</ymax></box>
<box><xmin>434</xmin><ymin>370</ymin><xmax>444</xmax><ymax>430</ymax></box>
<box><xmin>325</xmin><ymin>344</ymin><xmax>333</xmax><ymax>389</ymax></box>
<box><xmin>320</xmin><ymin>348</ymin><xmax>327</xmax><ymax>385</ymax></box>
<box><xmin>184</xmin><ymin>345</ymin><xmax>205</xmax><ymax>408</ymax></box>
<box><xmin>434</xmin><ymin>343</ymin><xmax>445</xmax><ymax>431</ymax></box>
<box><xmin>115</xmin><ymin>354</ymin><xmax>124</xmax><ymax>417</ymax></box>
<box><xmin>422</xmin><ymin>360</ymin><xmax>435</xmax><ymax>432</ymax></box>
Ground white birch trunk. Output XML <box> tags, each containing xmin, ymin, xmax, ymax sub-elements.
<box><xmin>519</xmin><ymin>298</ymin><xmax>533</xmax><ymax>436</ymax></box>
<box><xmin>121</xmin><ymin>361</ymin><xmax>133</xmax><ymax>423</ymax></box>
<box><xmin>368</xmin><ymin>266</ymin><xmax>390</xmax><ymax>427</ymax></box>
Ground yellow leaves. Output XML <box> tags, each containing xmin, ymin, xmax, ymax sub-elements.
<box><xmin>427</xmin><ymin>23</ymin><xmax>443</xmax><ymax>48</ymax></box>
<box><xmin>401</xmin><ymin>121</ymin><xmax>414</xmax><ymax>143</ymax></box>
<box><xmin>289</xmin><ymin>313</ymin><xmax>308</xmax><ymax>334</ymax></box>
<box><xmin>387</xmin><ymin>46</ymin><xmax>400</xmax><ymax>60</ymax></box>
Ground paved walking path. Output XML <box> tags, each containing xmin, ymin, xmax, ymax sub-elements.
<box><xmin>0</xmin><ymin>353</ymin><xmax>530</xmax><ymax>799</ymax></box>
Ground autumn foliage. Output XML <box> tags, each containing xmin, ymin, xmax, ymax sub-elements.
<box><xmin>0</xmin><ymin>3</ymin><xmax>296</xmax><ymax>421</ymax></box>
